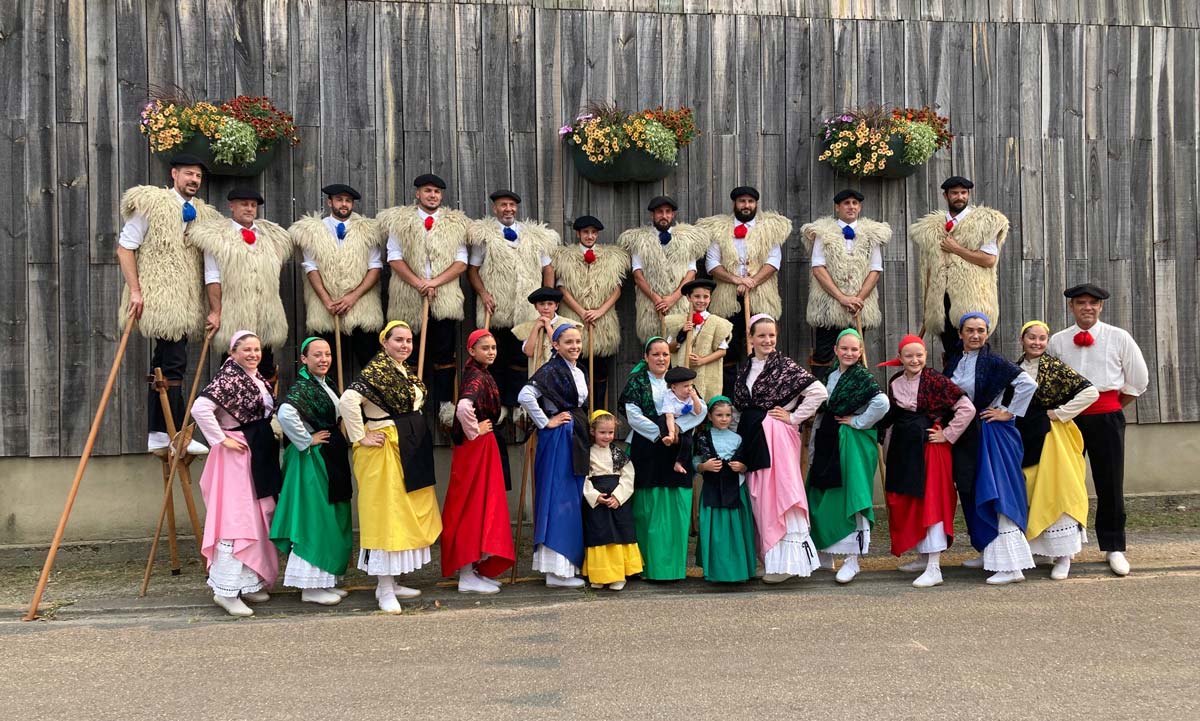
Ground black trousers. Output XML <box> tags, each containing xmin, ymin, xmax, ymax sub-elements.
<box><xmin>939</xmin><ymin>293</ymin><xmax>961</xmax><ymax>364</ymax></box>
<box><xmin>419</xmin><ymin>316</ymin><xmax>458</xmax><ymax>408</ymax></box>
<box><xmin>810</xmin><ymin>325</ymin><xmax>842</xmax><ymax>381</ymax></box>
<box><xmin>579</xmin><ymin>355</ymin><xmax>612</xmax><ymax>412</ymax></box>
<box><xmin>1075</xmin><ymin>411</ymin><xmax>1127</xmax><ymax>552</ymax></box>
<box><xmin>318</xmin><ymin>327</ymin><xmax>379</xmax><ymax>383</ymax></box>
<box><xmin>147</xmin><ymin>337</ymin><xmax>188</xmax><ymax>434</ymax></box>
<box><xmin>722</xmin><ymin>299</ymin><xmax>747</xmax><ymax>395</ymax></box>
<box><xmin>493</xmin><ymin>327</ymin><xmax>526</xmax><ymax>407</ymax></box>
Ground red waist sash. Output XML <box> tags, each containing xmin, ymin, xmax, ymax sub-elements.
<box><xmin>1081</xmin><ymin>389</ymin><xmax>1122</xmax><ymax>415</ymax></box>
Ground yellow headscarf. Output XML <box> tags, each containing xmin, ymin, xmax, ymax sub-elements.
<box><xmin>1020</xmin><ymin>320</ymin><xmax>1050</xmax><ymax>337</ymax></box>
<box><xmin>379</xmin><ymin>320</ymin><xmax>410</xmax><ymax>345</ymax></box>
<box><xmin>590</xmin><ymin>409</ymin><xmax>615</xmax><ymax>426</ymax></box>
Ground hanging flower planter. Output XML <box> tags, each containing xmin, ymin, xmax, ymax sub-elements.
<box><xmin>561</xmin><ymin>103</ymin><xmax>697</xmax><ymax>184</ymax></box>
<box><xmin>817</xmin><ymin>105</ymin><xmax>953</xmax><ymax>180</ymax></box>
<box><xmin>141</xmin><ymin>94</ymin><xmax>300</xmax><ymax>178</ymax></box>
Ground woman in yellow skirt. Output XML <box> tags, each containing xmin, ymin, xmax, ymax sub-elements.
<box><xmin>339</xmin><ymin>320</ymin><xmax>442</xmax><ymax>613</ymax></box>
<box><xmin>1015</xmin><ymin>320</ymin><xmax>1099</xmax><ymax>580</ymax></box>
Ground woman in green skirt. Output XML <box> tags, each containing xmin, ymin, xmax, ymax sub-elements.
<box><xmin>270</xmin><ymin>337</ymin><xmax>354</xmax><ymax>605</ymax></box>
<box><xmin>619</xmin><ymin>337</ymin><xmax>706</xmax><ymax>580</ymax></box>
<box><xmin>693</xmin><ymin>396</ymin><xmax>757</xmax><ymax>582</ymax></box>
<box><xmin>806</xmin><ymin>329</ymin><xmax>889</xmax><ymax>584</ymax></box>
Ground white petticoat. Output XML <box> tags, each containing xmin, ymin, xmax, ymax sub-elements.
<box><xmin>357</xmin><ymin>546</ymin><xmax>432</xmax><ymax>576</ymax></box>
<box><xmin>916</xmin><ymin>521</ymin><xmax>950</xmax><ymax>554</ymax></box>
<box><xmin>762</xmin><ymin>508</ymin><xmax>818</xmax><ymax>577</ymax></box>
<box><xmin>207</xmin><ymin>539</ymin><xmax>265</xmax><ymax>597</ymax></box>
<box><xmin>982</xmin><ymin>514</ymin><xmax>1036</xmax><ymax>572</ymax></box>
<box><xmin>283</xmin><ymin>551</ymin><xmax>339</xmax><ymax>589</ymax></box>
<box><xmin>1028</xmin><ymin>513</ymin><xmax>1088</xmax><ymax>558</ymax></box>
<box><xmin>532</xmin><ymin>545</ymin><xmax>578</xmax><ymax>577</ymax></box>
<box><xmin>822</xmin><ymin>512</ymin><xmax>872</xmax><ymax>556</ymax></box>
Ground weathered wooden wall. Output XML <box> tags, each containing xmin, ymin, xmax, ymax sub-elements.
<box><xmin>1</xmin><ymin>0</ymin><xmax>1197</xmax><ymax>458</ymax></box>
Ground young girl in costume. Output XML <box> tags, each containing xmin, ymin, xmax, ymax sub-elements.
<box><xmin>441</xmin><ymin>329</ymin><xmax>516</xmax><ymax>594</ymax></box>
<box><xmin>807</xmin><ymin>328</ymin><xmax>890</xmax><ymax>584</ymax></box>
<box><xmin>878</xmin><ymin>334</ymin><xmax>974</xmax><ymax>588</ymax></box>
<box><xmin>693</xmin><ymin>397</ymin><xmax>757</xmax><ymax>583</ymax></box>
<box><xmin>581</xmin><ymin>411</ymin><xmax>643</xmax><ymax>590</ymax></box>
<box><xmin>517</xmin><ymin>324</ymin><xmax>590</xmax><ymax>588</ymax></box>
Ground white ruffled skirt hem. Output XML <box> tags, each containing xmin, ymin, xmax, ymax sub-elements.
<box><xmin>821</xmin><ymin>513</ymin><xmax>872</xmax><ymax>556</ymax></box>
<box><xmin>532</xmin><ymin>545</ymin><xmax>578</xmax><ymax>577</ymax></box>
<box><xmin>982</xmin><ymin>515</ymin><xmax>1035</xmax><ymax>572</ymax></box>
<box><xmin>357</xmin><ymin>546</ymin><xmax>432</xmax><ymax>577</ymax></box>
<box><xmin>283</xmin><ymin>551</ymin><xmax>339</xmax><ymax>589</ymax></box>
<box><xmin>207</xmin><ymin>540</ymin><xmax>266</xmax><ymax>597</ymax></box>
<box><xmin>763</xmin><ymin>508</ymin><xmax>819</xmax><ymax>577</ymax></box>
<box><xmin>1028</xmin><ymin>514</ymin><xmax>1088</xmax><ymax>558</ymax></box>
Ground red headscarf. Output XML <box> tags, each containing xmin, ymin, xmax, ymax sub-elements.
<box><xmin>877</xmin><ymin>334</ymin><xmax>926</xmax><ymax>367</ymax></box>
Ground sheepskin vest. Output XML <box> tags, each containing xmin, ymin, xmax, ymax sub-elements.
<box><xmin>188</xmin><ymin>219</ymin><xmax>292</xmax><ymax>350</ymax></box>
<box><xmin>799</xmin><ymin>216</ymin><xmax>891</xmax><ymax>329</ymax></box>
<box><xmin>377</xmin><ymin>204</ymin><xmax>468</xmax><ymax>332</ymax></box>
<box><xmin>117</xmin><ymin>186</ymin><xmax>219</xmax><ymax>340</ymax></box>
<box><xmin>552</xmin><ymin>243</ymin><xmax>630</xmax><ymax>357</ymax></box>
<box><xmin>617</xmin><ymin>223</ymin><xmax>709</xmax><ymax>342</ymax></box>
<box><xmin>467</xmin><ymin>218</ymin><xmax>559</xmax><ymax>329</ymax></box>
<box><xmin>694</xmin><ymin>211</ymin><xmax>791</xmax><ymax>320</ymax></box>
<box><xmin>511</xmin><ymin>317</ymin><xmax>580</xmax><ymax>377</ymax></box>
<box><xmin>664</xmin><ymin>312</ymin><xmax>734</xmax><ymax>402</ymax></box>
<box><xmin>289</xmin><ymin>212</ymin><xmax>384</xmax><ymax>334</ymax></box>
<box><xmin>910</xmin><ymin>206</ymin><xmax>1009</xmax><ymax>333</ymax></box>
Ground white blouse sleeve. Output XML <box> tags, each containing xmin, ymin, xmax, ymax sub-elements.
<box><xmin>277</xmin><ymin>403</ymin><xmax>313</xmax><ymax>451</ymax></box>
<box><xmin>517</xmin><ymin>384</ymin><xmax>550</xmax><ymax>429</ymax></box>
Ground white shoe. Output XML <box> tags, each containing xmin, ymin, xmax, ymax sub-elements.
<box><xmin>438</xmin><ymin>401</ymin><xmax>456</xmax><ymax>429</ymax></box>
<box><xmin>912</xmin><ymin>566</ymin><xmax>943</xmax><ymax>588</ymax></box>
<box><xmin>476</xmin><ymin>571</ymin><xmax>502</xmax><ymax>588</ymax></box>
<box><xmin>241</xmin><ymin>590</ymin><xmax>270</xmax><ymax>603</ymax></box>
<box><xmin>590</xmin><ymin>582</ymin><xmax>605</xmax><ymax>589</ymax></box>
<box><xmin>184</xmin><ymin>439</ymin><xmax>209</xmax><ymax>456</ymax></box>
<box><xmin>147</xmin><ymin>432</ymin><xmax>171</xmax><ymax>451</ymax></box>
<box><xmin>962</xmin><ymin>555</ymin><xmax>985</xmax><ymax>569</ymax></box>
<box><xmin>329</xmin><ymin>587</ymin><xmax>349</xmax><ymax>598</ymax></box>
<box><xmin>393</xmin><ymin>585</ymin><xmax>421</xmax><ymax>599</ymax></box>
<box><xmin>1050</xmin><ymin>556</ymin><xmax>1072</xmax><ymax>581</ymax></box>
<box><xmin>300</xmin><ymin>588</ymin><xmax>343</xmax><ymax>605</ymax></box>
<box><xmin>897</xmin><ymin>556</ymin><xmax>926</xmax><ymax>573</ymax></box>
<box><xmin>762</xmin><ymin>573</ymin><xmax>791</xmax><ymax>584</ymax></box>
<box><xmin>546</xmin><ymin>574</ymin><xmax>585</xmax><ymax>588</ymax></box>
<box><xmin>377</xmin><ymin>593</ymin><xmax>402</xmax><ymax>614</ymax></box>
<box><xmin>835</xmin><ymin>556</ymin><xmax>859</xmax><ymax>584</ymax></box>
<box><xmin>1107</xmin><ymin>552</ymin><xmax>1130</xmax><ymax>576</ymax></box>
<box><xmin>985</xmin><ymin>570</ymin><xmax>1025</xmax><ymax>585</ymax></box>
<box><xmin>458</xmin><ymin>570</ymin><xmax>500</xmax><ymax>595</ymax></box>
<box><xmin>608</xmin><ymin>581</ymin><xmax>626</xmax><ymax>591</ymax></box>
<box><xmin>818</xmin><ymin>551</ymin><xmax>836</xmax><ymax>571</ymax></box>
<box><xmin>214</xmin><ymin>594</ymin><xmax>254</xmax><ymax>617</ymax></box>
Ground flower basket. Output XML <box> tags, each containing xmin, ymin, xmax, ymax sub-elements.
<box><xmin>817</xmin><ymin>105</ymin><xmax>952</xmax><ymax>180</ymax></box>
<box><xmin>140</xmin><ymin>93</ymin><xmax>299</xmax><ymax>178</ymax></box>
<box><xmin>561</xmin><ymin>103</ymin><xmax>697</xmax><ymax>185</ymax></box>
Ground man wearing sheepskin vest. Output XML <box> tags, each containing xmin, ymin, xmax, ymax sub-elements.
<box><xmin>116</xmin><ymin>153</ymin><xmax>221</xmax><ymax>453</ymax></box>
<box><xmin>189</xmin><ymin>187</ymin><xmax>293</xmax><ymax>380</ymax></box>
<box><xmin>290</xmin><ymin>183</ymin><xmax>384</xmax><ymax>378</ymax></box>
<box><xmin>696</xmin><ymin>185</ymin><xmax>792</xmax><ymax>392</ymax></box>
<box><xmin>379</xmin><ymin>173</ymin><xmax>471</xmax><ymax>421</ymax></box>
<box><xmin>466</xmin><ymin>189</ymin><xmax>557</xmax><ymax>410</ymax></box>
<box><xmin>800</xmin><ymin>188</ymin><xmax>890</xmax><ymax>379</ymax></box>
<box><xmin>618</xmin><ymin>195</ymin><xmax>709</xmax><ymax>344</ymax></box>
<box><xmin>910</xmin><ymin>176</ymin><xmax>1009</xmax><ymax>359</ymax></box>
<box><xmin>554</xmin><ymin>215</ymin><xmax>629</xmax><ymax>409</ymax></box>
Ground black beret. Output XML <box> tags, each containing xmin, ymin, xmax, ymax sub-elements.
<box><xmin>664</xmin><ymin>366</ymin><xmax>697</xmax><ymax>384</ymax></box>
<box><xmin>572</xmin><ymin>215</ymin><xmax>604</xmax><ymax>231</ymax></box>
<box><xmin>681</xmin><ymin>279</ymin><xmax>717</xmax><ymax>295</ymax></box>
<box><xmin>413</xmin><ymin>173</ymin><xmax>447</xmax><ymax>189</ymax></box>
<box><xmin>321</xmin><ymin>183</ymin><xmax>361</xmax><ymax>200</ymax></box>
<box><xmin>488</xmin><ymin>189</ymin><xmax>521</xmax><ymax>204</ymax></box>
<box><xmin>647</xmin><ymin>195</ymin><xmax>678</xmax><ymax>211</ymax></box>
<box><xmin>729</xmin><ymin>186</ymin><xmax>760</xmax><ymax>201</ymax></box>
<box><xmin>1063</xmin><ymin>283</ymin><xmax>1110</xmax><ymax>300</ymax></box>
<box><xmin>169</xmin><ymin>153</ymin><xmax>206</xmax><ymax>170</ymax></box>
<box><xmin>940</xmin><ymin>176</ymin><xmax>974</xmax><ymax>191</ymax></box>
<box><xmin>527</xmin><ymin>287</ymin><xmax>563</xmax><ymax>304</ymax></box>
<box><xmin>227</xmin><ymin>187</ymin><xmax>265</xmax><ymax>205</ymax></box>
<box><xmin>833</xmin><ymin>188</ymin><xmax>865</xmax><ymax>204</ymax></box>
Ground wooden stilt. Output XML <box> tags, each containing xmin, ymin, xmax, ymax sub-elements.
<box><xmin>333</xmin><ymin>314</ymin><xmax>345</xmax><ymax>394</ymax></box>
<box><xmin>744</xmin><ymin>290</ymin><xmax>753</xmax><ymax>355</ymax></box>
<box><xmin>416</xmin><ymin>297</ymin><xmax>431</xmax><ymax>378</ymax></box>
<box><xmin>24</xmin><ymin>321</ymin><xmax>134</xmax><ymax>621</ymax></box>
<box><xmin>587</xmin><ymin>323</ymin><xmax>595</xmax><ymax>417</ymax></box>
<box><xmin>509</xmin><ymin>331</ymin><xmax>545</xmax><ymax>584</ymax></box>
<box><xmin>854</xmin><ymin>313</ymin><xmax>887</xmax><ymax>485</ymax></box>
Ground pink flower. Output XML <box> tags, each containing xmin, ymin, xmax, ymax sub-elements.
<box><xmin>559</xmin><ymin>125</ymin><xmax>573</xmax><ymax>136</ymax></box>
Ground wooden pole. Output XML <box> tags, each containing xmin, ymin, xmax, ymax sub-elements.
<box><xmin>853</xmin><ymin>314</ymin><xmax>888</xmax><ymax>485</ymax></box>
<box><xmin>24</xmin><ymin>321</ymin><xmax>134</xmax><ymax>621</ymax></box>
<box><xmin>333</xmin><ymin>314</ymin><xmax>345</xmax><ymax>394</ymax></box>
<box><xmin>416</xmin><ymin>297</ymin><xmax>431</xmax><ymax>378</ymax></box>
<box><xmin>153</xmin><ymin>367</ymin><xmax>203</xmax><ymax>542</ymax></box>
<box><xmin>659</xmin><ymin>315</ymin><xmax>666</xmax><ymax>340</ymax></box>
<box><xmin>744</xmin><ymin>290</ymin><xmax>753</xmax><ymax>355</ymax></box>
<box><xmin>587</xmin><ymin>322</ymin><xmax>595</xmax><ymax>417</ymax></box>
<box><xmin>683</xmin><ymin>324</ymin><xmax>694</xmax><ymax>369</ymax></box>
<box><xmin>509</xmin><ymin>329</ymin><xmax>544</xmax><ymax>584</ymax></box>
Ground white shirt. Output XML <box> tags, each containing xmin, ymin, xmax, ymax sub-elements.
<box><xmin>630</xmin><ymin>228</ymin><xmax>698</xmax><ymax>273</ymax></box>
<box><xmin>810</xmin><ymin>220</ymin><xmax>884</xmax><ymax>272</ymax></box>
<box><xmin>949</xmin><ymin>349</ymin><xmax>1037</xmax><ymax>416</ymax></box>
<box><xmin>204</xmin><ymin>220</ymin><xmax>260</xmax><ymax>284</ymax></box>
<box><xmin>660</xmin><ymin>389</ymin><xmax>704</xmax><ymax>418</ymax></box>
<box><xmin>467</xmin><ymin>221</ymin><xmax>553</xmax><ymax>267</ymax></box>
<box><xmin>947</xmin><ymin>206</ymin><xmax>1000</xmax><ymax>256</ymax></box>
<box><xmin>1047</xmin><ymin>321</ymin><xmax>1150</xmax><ymax>396</ymax></box>
<box><xmin>1019</xmin><ymin>357</ymin><xmax>1101</xmax><ymax>422</ymax></box>
<box><xmin>117</xmin><ymin>188</ymin><xmax>190</xmax><ymax>250</ymax></box>
<box><xmin>516</xmin><ymin>360</ymin><xmax>588</xmax><ymax>428</ymax></box>
<box><xmin>704</xmin><ymin>219</ymin><xmax>783</xmax><ymax>275</ymax></box>
<box><xmin>300</xmin><ymin>216</ymin><xmax>384</xmax><ymax>274</ymax></box>
<box><xmin>386</xmin><ymin>208</ymin><xmax>470</xmax><ymax>277</ymax></box>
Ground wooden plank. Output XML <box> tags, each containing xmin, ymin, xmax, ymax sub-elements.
<box><xmin>783</xmin><ymin>16</ymin><xmax>811</xmax><ymax>238</ymax></box>
<box><xmin>25</xmin><ymin>1</ymin><xmax>57</xmax><ymax>261</ymax></box>
<box><xmin>27</xmin><ymin>263</ymin><xmax>61</xmax><ymax>457</ymax></box>
<box><xmin>480</xmin><ymin>4</ymin><xmax>511</xmax><ymax>194</ymax></box>
<box><xmin>233</xmin><ymin>0</ymin><xmax>265</xmax><ymax>95</ymax></box>
<box><xmin>685</xmin><ymin>12</ymin><xmax>714</xmax><ymax>216</ymax></box>
<box><xmin>710</xmin><ymin>14</ymin><xmax>737</xmax><ymax>136</ymax></box>
<box><xmin>88</xmin><ymin>0</ymin><xmax>120</xmax><ymax>264</ymax></box>
<box><xmin>612</xmin><ymin>12</ymin><xmax>639</xmax><ymax>110</ymax></box>
<box><xmin>735</xmin><ymin>13</ymin><xmax>762</xmax><ymax>186</ymax></box>
<box><xmin>0</xmin><ymin>118</ymin><xmax>30</xmax><ymax>456</ymax></box>
<box><xmin>1124</xmin><ymin>138</ymin><xmax>1160</xmax><ymax>423</ymax></box>
<box><xmin>145</xmin><ymin>0</ymin><xmax>178</xmax><ymax>91</ymax></box>
<box><xmin>320</xmin><ymin>0</ymin><xmax>350</xmax><ymax>186</ymax></box>
<box><xmin>455</xmin><ymin>3</ymin><xmax>484</xmax><ymax>133</ymax></box>
<box><xmin>658</xmin><ymin>11</ymin><xmax>687</xmax><ymax>203</ymax></box>
<box><xmin>1168</xmin><ymin>29</ymin><xmax>1199</xmax><ymax>421</ymax></box>
<box><xmin>375</xmin><ymin>1</ymin><xmax>404</xmax><ymax>207</ymax></box>
<box><xmin>429</xmin><ymin>3</ymin><xmax>458</xmax><ymax>188</ymax></box>
<box><xmin>205</xmin><ymin>0</ymin><xmax>237</xmax><ymax>100</ymax></box>
<box><xmin>347</xmin><ymin>1</ymin><xmax>376</xmax><ymax>130</ymax></box>
<box><xmin>534</xmin><ymin>7</ymin><xmax>564</xmax><ymax>229</ymax></box>
<box><xmin>55</xmin><ymin>0</ymin><xmax>86</xmax><ymax>123</ymax></box>
<box><xmin>177</xmin><ymin>0</ymin><xmax>208</xmax><ymax>98</ymax></box>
